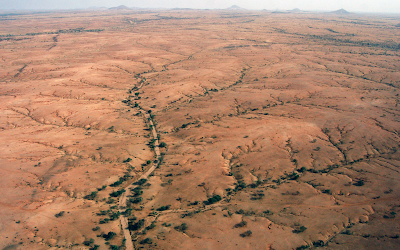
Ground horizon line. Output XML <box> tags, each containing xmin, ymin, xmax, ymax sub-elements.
<box><xmin>1</xmin><ymin>6</ymin><xmax>400</xmax><ymax>15</ymax></box>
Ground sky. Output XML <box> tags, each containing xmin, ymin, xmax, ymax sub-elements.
<box><xmin>0</xmin><ymin>0</ymin><xmax>399</xmax><ymax>13</ymax></box>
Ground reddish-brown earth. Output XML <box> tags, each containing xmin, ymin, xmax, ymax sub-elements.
<box><xmin>0</xmin><ymin>9</ymin><xmax>399</xmax><ymax>250</ymax></box>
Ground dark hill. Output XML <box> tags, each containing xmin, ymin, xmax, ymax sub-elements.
<box><xmin>330</xmin><ymin>8</ymin><xmax>351</xmax><ymax>14</ymax></box>
<box><xmin>227</xmin><ymin>5</ymin><xmax>244</xmax><ymax>10</ymax></box>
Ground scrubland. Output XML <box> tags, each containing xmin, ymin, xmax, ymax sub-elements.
<box><xmin>0</xmin><ymin>9</ymin><xmax>399</xmax><ymax>250</ymax></box>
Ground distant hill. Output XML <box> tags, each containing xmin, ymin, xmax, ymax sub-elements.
<box><xmin>290</xmin><ymin>8</ymin><xmax>301</xmax><ymax>12</ymax></box>
<box><xmin>330</xmin><ymin>8</ymin><xmax>351</xmax><ymax>14</ymax></box>
<box><xmin>109</xmin><ymin>5</ymin><xmax>130</xmax><ymax>10</ymax></box>
<box><xmin>227</xmin><ymin>5</ymin><xmax>245</xmax><ymax>10</ymax></box>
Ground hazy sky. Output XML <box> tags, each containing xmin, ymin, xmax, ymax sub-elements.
<box><xmin>1</xmin><ymin>0</ymin><xmax>399</xmax><ymax>13</ymax></box>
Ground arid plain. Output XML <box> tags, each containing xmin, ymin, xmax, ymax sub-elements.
<box><xmin>1</xmin><ymin>9</ymin><xmax>400</xmax><ymax>250</ymax></box>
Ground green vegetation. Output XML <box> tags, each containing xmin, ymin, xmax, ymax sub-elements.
<box><xmin>99</xmin><ymin>218</ymin><xmax>110</xmax><ymax>224</ymax></box>
<box><xmin>123</xmin><ymin>158</ymin><xmax>132</xmax><ymax>163</ymax></box>
<box><xmin>342</xmin><ymin>229</ymin><xmax>353</xmax><ymax>235</ymax></box>
<box><xmin>156</xmin><ymin>205</ymin><xmax>171</xmax><ymax>211</ymax></box>
<box><xmin>110</xmin><ymin>174</ymin><xmax>131</xmax><ymax>187</ymax></box>
<box><xmin>109</xmin><ymin>211</ymin><xmax>121</xmax><ymax>221</ymax></box>
<box><xmin>85</xmin><ymin>191</ymin><xmax>98</xmax><ymax>200</ymax></box>
<box><xmin>234</xmin><ymin>221</ymin><xmax>247</xmax><ymax>228</ymax></box>
<box><xmin>174</xmin><ymin>223</ymin><xmax>188</xmax><ymax>232</ymax></box>
<box><xmin>123</xmin><ymin>208</ymin><xmax>133</xmax><ymax>216</ymax></box>
<box><xmin>287</xmin><ymin>171</ymin><xmax>300</xmax><ymax>180</ymax></box>
<box><xmin>54</xmin><ymin>211</ymin><xmax>65</xmax><ymax>218</ymax></box>
<box><xmin>145</xmin><ymin>222</ymin><xmax>156</xmax><ymax>230</ymax></box>
<box><xmin>140</xmin><ymin>238</ymin><xmax>153</xmax><ymax>244</ymax></box>
<box><xmin>206</xmin><ymin>195</ymin><xmax>222</xmax><ymax>205</ymax></box>
<box><xmin>263</xmin><ymin>210</ymin><xmax>273</xmax><ymax>215</ymax></box>
<box><xmin>250</xmin><ymin>191</ymin><xmax>265</xmax><ymax>200</ymax></box>
<box><xmin>298</xmin><ymin>167</ymin><xmax>307</xmax><ymax>173</ymax></box>
<box><xmin>83</xmin><ymin>238</ymin><xmax>94</xmax><ymax>246</ymax></box>
<box><xmin>293</xmin><ymin>225</ymin><xmax>307</xmax><ymax>233</ymax></box>
<box><xmin>109</xmin><ymin>189</ymin><xmax>125</xmax><ymax>197</ymax></box>
<box><xmin>129</xmin><ymin>219</ymin><xmax>145</xmax><ymax>231</ymax></box>
<box><xmin>234</xmin><ymin>181</ymin><xmax>246</xmax><ymax>191</ymax></box>
<box><xmin>129</xmin><ymin>197</ymin><xmax>142</xmax><ymax>204</ymax></box>
<box><xmin>0</xmin><ymin>28</ymin><xmax>104</xmax><ymax>39</ymax></box>
<box><xmin>240</xmin><ymin>230</ymin><xmax>252</xmax><ymax>237</ymax></box>
<box><xmin>136</xmin><ymin>179</ymin><xmax>147</xmax><ymax>185</ymax></box>
<box><xmin>132</xmin><ymin>187</ymin><xmax>143</xmax><ymax>196</ymax></box>
<box><xmin>103</xmin><ymin>231</ymin><xmax>116</xmax><ymax>241</ymax></box>
<box><xmin>313</xmin><ymin>240</ymin><xmax>325</xmax><ymax>247</ymax></box>
<box><xmin>354</xmin><ymin>180</ymin><xmax>364</xmax><ymax>186</ymax></box>
<box><xmin>90</xmin><ymin>245</ymin><xmax>100</xmax><ymax>250</ymax></box>
<box><xmin>296</xmin><ymin>245</ymin><xmax>310</xmax><ymax>250</ymax></box>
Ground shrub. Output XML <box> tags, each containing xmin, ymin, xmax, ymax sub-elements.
<box><xmin>145</xmin><ymin>222</ymin><xmax>156</xmax><ymax>230</ymax></box>
<box><xmin>103</xmin><ymin>231</ymin><xmax>116</xmax><ymax>241</ymax></box>
<box><xmin>55</xmin><ymin>211</ymin><xmax>65</xmax><ymax>218</ymax></box>
<box><xmin>313</xmin><ymin>240</ymin><xmax>324</xmax><ymax>247</ymax></box>
<box><xmin>159</xmin><ymin>142</ymin><xmax>167</xmax><ymax>148</ymax></box>
<box><xmin>298</xmin><ymin>167</ymin><xmax>307</xmax><ymax>173</ymax></box>
<box><xmin>263</xmin><ymin>210</ymin><xmax>273</xmax><ymax>215</ymax></box>
<box><xmin>132</xmin><ymin>187</ymin><xmax>143</xmax><ymax>196</ymax></box>
<box><xmin>123</xmin><ymin>158</ymin><xmax>132</xmax><ymax>163</ymax></box>
<box><xmin>296</xmin><ymin>245</ymin><xmax>310</xmax><ymax>250</ymax></box>
<box><xmin>157</xmin><ymin>205</ymin><xmax>171</xmax><ymax>211</ymax></box>
<box><xmin>206</xmin><ymin>195</ymin><xmax>222</xmax><ymax>204</ymax></box>
<box><xmin>123</xmin><ymin>208</ymin><xmax>133</xmax><ymax>216</ymax></box>
<box><xmin>136</xmin><ymin>179</ymin><xmax>147</xmax><ymax>185</ymax></box>
<box><xmin>234</xmin><ymin>221</ymin><xmax>247</xmax><ymax>228</ymax></box>
<box><xmin>354</xmin><ymin>180</ymin><xmax>364</xmax><ymax>186</ymax></box>
<box><xmin>83</xmin><ymin>238</ymin><xmax>94</xmax><ymax>246</ymax></box>
<box><xmin>99</xmin><ymin>218</ymin><xmax>110</xmax><ymax>224</ymax></box>
<box><xmin>293</xmin><ymin>225</ymin><xmax>307</xmax><ymax>233</ymax></box>
<box><xmin>109</xmin><ymin>211</ymin><xmax>120</xmax><ymax>221</ymax></box>
<box><xmin>85</xmin><ymin>191</ymin><xmax>98</xmax><ymax>200</ymax></box>
<box><xmin>140</xmin><ymin>238</ymin><xmax>153</xmax><ymax>244</ymax></box>
<box><xmin>236</xmin><ymin>209</ymin><xmax>245</xmax><ymax>214</ymax></box>
<box><xmin>322</xmin><ymin>189</ymin><xmax>332</xmax><ymax>195</ymax></box>
<box><xmin>342</xmin><ymin>229</ymin><xmax>353</xmax><ymax>235</ymax></box>
<box><xmin>109</xmin><ymin>189</ymin><xmax>125</xmax><ymax>197</ymax></box>
<box><xmin>240</xmin><ymin>230</ymin><xmax>252</xmax><ymax>237</ymax></box>
<box><xmin>129</xmin><ymin>197</ymin><xmax>142</xmax><ymax>204</ymax></box>
<box><xmin>129</xmin><ymin>219</ymin><xmax>145</xmax><ymax>231</ymax></box>
<box><xmin>235</xmin><ymin>181</ymin><xmax>246</xmax><ymax>190</ymax></box>
<box><xmin>174</xmin><ymin>223</ymin><xmax>188</xmax><ymax>232</ymax></box>
<box><xmin>287</xmin><ymin>172</ymin><xmax>299</xmax><ymax>180</ymax></box>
